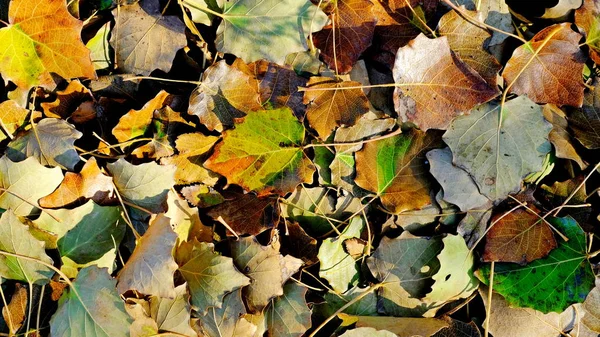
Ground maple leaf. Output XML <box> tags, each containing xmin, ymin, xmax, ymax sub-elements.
<box><xmin>393</xmin><ymin>34</ymin><xmax>499</xmax><ymax>131</ymax></box>
<box><xmin>503</xmin><ymin>23</ymin><xmax>586</xmax><ymax>107</ymax></box>
<box><xmin>312</xmin><ymin>0</ymin><xmax>377</xmax><ymax>74</ymax></box>
<box><xmin>204</xmin><ymin>107</ymin><xmax>315</xmax><ymax>196</ymax></box>
<box><xmin>303</xmin><ymin>77</ymin><xmax>370</xmax><ymax>139</ymax></box>
<box><xmin>0</xmin><ymin>0</ymin><xmax>96</xmax><ymax>96</ymax></box>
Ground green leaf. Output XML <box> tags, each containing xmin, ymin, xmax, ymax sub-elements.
<box><xmin>198</xmin><ymin>289</ymin><xmax>258</xmax><ymax>337</ymax></box>
<box><xmin>0</xmin><ymin>210</ymin><xmax>54</xmax><ymax>284</ymax></box>
<box><xmin>205</xmin><ymin>108</ymin><xmax>314</xmax><ymax>195</ymax></box>
<box><xmin>176</xmin><ymin>240</ymin><xmax>250</xmax><ymax>313</ymax></box>
<box><xmin>188</xmin><ymin>0</ymin><xmax>327</xmax><ymax>63</ymax></box>
<box><xmin>424</xmin><ymin>235</ymin><xmax>479</xmax><ymax>305</ymax></box>
<box><xmin>443</xmin><ymin>96</ymin><xmax>552</xmax><ymax>201</ymax></box>
<box><xmin>107</xmin><ymin>159</ymin><xmax>176</xmax><ymax>213</ymax></box>
<box><xmin>266</xmin><ymin>282</ymin><xmax>311</xmax><ymax>337</ymax></box>
<box><xmin>477</xmin><ymin>216</ymin><xmax>595</xmax><ymax>313</ymax></box>
<box><xmin>318</xmin><ymin>216</ymin><xmax>363</xmax><ymax>293</ymax></box>
<box><xmin>50</xmin><ymin>266</ymin><xmax>132</xmax><ymax>337</ymax></box>
<box><xmin>0</xmin><ymin>156</ymin><xmax>62</xmax><ymax>216</ymax></box>
<box><xmin>367</xmin><ymin>232</ymin><xmax>443</xmax><ymax>316</ymax></box>
<box><xmin>231</xmin><ymin>236</ymin><xmax>284</xmax><ymax>312</ymax></box>
<box><xmin>149</xmin><ymin>284</ymin><xmax>198</xmax><ymax>337</ymax></box>
<box><xmin>57</xmin><ymin>201</ymin><xmax>123</xmax><ymax>264</ymax></box>
<box><xmin>314</xmin><ymin>286</ymin><xmax>378</xmax><ymax>318</ymax></box>
<box><xmin>117</xmin><ymin>215</ymin><xmax>179</xmax><ymax>298</ymax></box>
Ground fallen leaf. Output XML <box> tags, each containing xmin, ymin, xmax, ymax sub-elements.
<box><xmin>502</xmin><ymin>23</ymin><xmax>585</xmax><ymax>106</ymax></box>
<box><xmin>197</xmin><ymin>0</ymin><xmax>328</xmax><ymax>64</ymax></box>
<box><xmin>318</xmin><ymin>216</ymin><xmax>364</xmax><ymax>293</ymax></box>
<box><xmin>176</xmin><ymin>239</ymin><xmax>250</xmax><ymax>313</ymax></box>
<box><xmin>207</xmin><ymin>192</ymin><xmax>279</xmax><ymax>237</ymax></box>
<box><xmin>150</xmin><ymin>284</ymin><xmax>198</xmax><ymax>337</ymax></box>
<box><xmin>117</xmin><ymin>214</ymin><xmax>179</xmax><ymax>298</ymax></box>
<box><xmin>443</xmin><ymin>96</ymin><xmax>552</xmax><ymax>201</ymax></box>
<box><xmin>540</xmin><ymin>176</ymin><xmax>591</xmax><ymax>228</ymax></box>
<box><xmin>303</xmin><ymin>77</ymin><xmax>369</xmax><ymax>139</ymax></box>
<box><xmin>393</xmin><ymin>34</ymin><xmax>499</xmax><ymax>130</ymax></box>
<box><xmin>0</xmin><ymin>156</ymin><xmax>63</xmax><ymax>216</ymax></box>
<box><xmin>576</xmin><ymin>0</ymin><xmax>600</xmax><ymax>63</ymax></box>
<box><xmin>0</xmin><ymin>100</ymin><xmax>28</xmax><ymax>142</ymax></box>
<box><xmin>478</xmin><ymin>216</ymin><xmax>595</xmax><ymax>313</ymax></box>
<box><xmin>342</xmin><ymin>315</ymin><xmax>449</xmax><ymax>337</ymax></box>
<box><xmin>181</xmin><ymin>184</ymin><xmax>225</xmax><ymax>208</ymax></box>
<box><xmin>0</xmin><ymin>0</ymin><xmax>96</xmax><ymax>93</ymax></box>
<box><xmin>371</xmin><ymin>0</ymin><xmax>439</xmax><ymax>54</ymax></box>
<box><xmin>479</xmin><ymin>286</ymin><xmax>577</xmax><ymax>337</ymax></box>
<box><xmin>314</xmin><ymin>286</ymin><xmax>377</xmax><ymax>318</ymax></box>
<box><xmin>107</xmin><ymin>159</ymin><xmax>176</xmax><ymax>213</ymax></box>
<box><xmin>50</xmin><ymin>266</ymin><xmax>132</xmax><ymax>337</ymax></box>
<box><xmin>312</xmin><ymin>0</ymin><xmax>377</xmax><ymax>74</ymax></box>
<box><xmin>40</xmin><ymin>80</ymin><xmax>94</xmax><ymax>119</ymax></box>
<box><xmin>355</xmin><ymin>129</ymin><xmax>441</xmax><ymax>214</ymax></box>
<box><xmin>543</xmin><ymin>104</ymin><xmax>587</xmax><ymax>169</ymax></box>
<box><xmin>339</xmin><ymin>327</ymin><xmax>397</xmax><ymax>337</ymax></box>
<box><xmin>8</xmin><ymin>118</ymin><xmax>83</xmax><ymax>170</ymax></box>
<box><xmin>279</xmin><ymin>221</ymin><xmax>319</xmax><ymax>266</ymax></box>
<box><xmin>110</xmin><ymin>0</ymin><xmax>187</xmax><ymax>75</ymax></box>
<box><xmin>2</xmin><ymin>283</ymin><xmax>28</xmax><ymax>335</ymax></box>
<box><xmin>188</xmin><ymin>61</ymin><xmax>261</xmax><ymax>132</ymax></box>
<box><xmin>569</xmin><ymin>78</ymin><xmax>600</xmax><ymax>149</ymax></box>
<box><xmin>426</xmin><ymin>148</ymin><xmax>490</xmax><ymax>211</ymax></box>
<box><xmin>483</xmin><ymin>206</ymin><xmax>557</xmax><ymax>264</ymax></box>
<box><xmin>161</xmin><ymin>132</ymin><xmax>219</xmax><ymax>185</ymax></box>
<box><xmin>265</xmin><ymin>283</ymin><xmax>311</xmax><ymax>337</ymax></box>
<box><xmin>0</xmin><ymin>210</ymin><xmax>54</xmax><ymax>284</ymax></box>
<box><xmin>230</xmin><ymin>236</ymin><xmax>283</xmax><ymax>312</ymax></box>
<box><xmin>431</xmin><ymin>317</ymin><xmax>481</xmax><ymax>337</ymax></box>
<box><xmin>112</xmin><ymin>90</ymin><xmax>172</xmax><ymax>144</ymax></box>
<box><xmin>165</xmin><ymin>190</ymin><xmax>211</xmax><ymax>243</ymax></box>
<box><xmin>86</xmin><ymin>22</ymin><xmax>111</xmax><ymax>70</ymax></box>
<box><xmin>39</xmin><ymin>157</ymin><xmax>114</xmax><ymax>209</ymax></box>
<box><xmin>574</xmin><ymin>281</ymin><xmax>600</xmax><ymax>336</ymax></box>
<box><xmin>204</xmin><ymin>107</ymin><xmax>314</xmax><ymax>196</ymax></box>
<box><xmin>197</xmin><ymin>289</ymin><xmax>257</xmax><ymax>337</ymax></box>
<box><xmin>437</xmin><ymin>8</ymin><xmax>502</xmax><ymax>86</ymax></box>
<box><xmin>367</xmin><ymin>232</ymin><xmax>443</xmax><ymax>316</ymax></box>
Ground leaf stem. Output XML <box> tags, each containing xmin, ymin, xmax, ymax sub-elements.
<box><xmin>179</xmin><ymin>0</ymin><xmax>224</xmax><ymax>18</ymax></box>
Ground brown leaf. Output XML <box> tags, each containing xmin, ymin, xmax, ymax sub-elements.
<box><xmin>371</xmin><ymin>0</ymin><xmax>439</xmax><ymax>54</ymax></box>
<box><xmin>249</xmin><ymin>60</ymin><xmax>307</xmax><ymax>120</ymax></box>
<box><xmin>279</xmin><ymin>221</ymin><xmax>319</xmax><ymax>266</ymax></box>
<box><xmin>575</xmin><ymin>0</ymin><xmax>600</xmax><ymax>64</ymax></box>
<box><xmin>207</xmin><ymin>192</ymin><xmax>279</xmax><ymax>237</ymax></box>
<box><xmin>569</xmin><ymin>78</ymin><xmax>600</xmax><ymax>149</ymax></box>
<box><xmin>542</xmin><ymin>104</ymin><xmax>587</xmax><ymax>169</ymax></box>
<box><xmin>437</xmin><ymin>8</ymin><xmax>501</xmax><ymax>86</ymax></box>
<box><xmin>343</xmin><ymin>237</ymin><xmax>366</xmax><ymax>258</ymax></box>
<box><xmin>188</xmin><ymin>61</ymin><xmax>262</xmax><ymax>132</ymax></box>
<box><xmin>160</xmin><ymin>132</ymin><xmax>220</xmax><ymax>185</ymax></box>
<box><xmin>38</xmin><ymin>157</ymin><xmax>114</xmax><ymax>209</ymax></box>
<box><xmin>41</xmin><ymin>80</ymin><xmax>94</xmax><ymax>119</ymax></box>
<box><xmin>312</xmin><ymin>0</ymin><xmax>377</xmax><ymax>74</ymax></box>
<box><xmin>393</xmin><ymin>34</ymin><xmax>499</xmax><ymax>131</ymax></box>
<box><xmin>303</xmin><ymin>77</ymin><xmax>369</xmax><ymax>139</ymax></box>
<box><xmin>503</xmin><ymin>23</ymin><xmax>586</xmax><ymax>107</ymax></box>
<box><xmin>112</xmin><ymin>90</ymin><xmax>173</xmax><ymax>144</ymax></box>
<box><xmin>540</xmin><ymin>176</ymin><xmax>591</xmax><ymax>230</ymax></box>
<box><xmin>483</xmin><ymin>207</ymin><xmax>558</xmax><ymax>264</ymax></box>
<box><xmin>355</xmin><ymin>128</ymin><xmax>442</xmax><ymax>214</ymax></box>
<box><xmin>2</xmin><ymin>283</ymin><xmax>27</xmax><ymax>335</ymax></box>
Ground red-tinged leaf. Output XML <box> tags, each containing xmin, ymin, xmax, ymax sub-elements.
<box><xmin>503</xmin><ymin>23</ymin><xmax>586</xmax><ymax>107</ymax></box>
<box><xmin>483</xmin><ymin>207</ymin><xmax>557</xmax><ymax>264</ymax></box>
<box><xmin>303</xmin><ymin>77</ymin><xmax>369</xmax><ymax>139</ymax></box>
<box><xmin>371</xmin><ymin>0</ymin><xmax>439</xmax><ymax>54</ymax></box>
<box><xmin>312</xmin><ymin>0</ymin><xmax>377</xmax><ymax>74</ymax></box>
<box><xmin>393</xmin><ymin>34</ymin><xmax>499</xmax><ymax>131</ymax></box>
<box><xmin>38</xmin><ymin>157</ymin><xmax>114</xmax><ymax>209</ymax></box>
<box><xmin>207</xmin><ymin>192</ymin><xmax>279</xmax><ymax>237</ymax></box>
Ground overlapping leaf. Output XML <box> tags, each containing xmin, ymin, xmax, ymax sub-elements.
<box><xmin>503</xmin><ymin>23</ymin><xmax>585</xmax><ymax>106</ymax></box>
<box><xmin>569</xmin><ymin>78</ymin><xmax>600</xmax><ymax>149</ymax></box>
<box><xmin>312</xmin><ymin>0</ymin><xmax>377</xmax><ymax>74</ymax></box>
<box><xmin>443</xmin><ymin>96</ymin><xmax>552</xmax><ymax>201</ymax></box>
<box><xmin>204</xmin><ymin>107</ymin><xmax>314</xmax><ymax>196</ymax></box>
<box><xmin>207</xmin><ymin>192</ymin><xmax>279</xmax><ymax>237</ymax></box>
<box><xmin>393</xmin><ymin>34</ymin><xmax>499</xmax><ymax>130</ymax></box>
